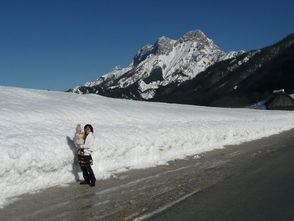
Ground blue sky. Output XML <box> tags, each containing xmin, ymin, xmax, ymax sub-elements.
<box><xmin>1</xmin><ymin>0</ymin><xmax>293</xmax><ymax>91</ymax></box>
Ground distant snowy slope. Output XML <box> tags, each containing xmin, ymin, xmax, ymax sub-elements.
<box><xmin>1</xmin><ymin>86</ymin><xmax>294</xmax><ymax>208</ymax></box>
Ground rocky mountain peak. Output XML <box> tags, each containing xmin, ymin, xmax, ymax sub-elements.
<box><xmin>69</xmin><ymin>29</ymin><xmax>247</xmax><ymax>101</ymax></box>
<box><xmin>153</xmin><ymin>36</ymin><xmax>175</xmax><ymax>55</ymax></box>
<box><xmin>133</xmin><ymin>44</ymin><xmax>154</xmax><ymax>66</ymax></box>
<box><xmin>133</xmin><ymin>36</ymin><xmax>176</xmax><ymax>66</ymax></box>
<box><xmin>178</xmin><ymin>30</ymin><xmax>211</xmax><ymax>44</ymax></box>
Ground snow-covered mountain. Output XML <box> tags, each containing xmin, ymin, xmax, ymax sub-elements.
<box><xmin>69</xmin><ymin>30</ymin><xmax>244</xmax><ymax>99</ymax></box>
<box><xmin>152</xmin><ymin>33</ymin><xmax>294</xmax><ymax>107</ymax></box>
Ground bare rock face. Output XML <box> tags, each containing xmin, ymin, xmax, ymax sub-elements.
<box><xmin>133</xmin><ymin>45</ymin><xmax>154</xmax><ymax>66</ymax></box>
<box><xmin>178</xmin><ymin>30</ymin><xmax>210</xmax><ymax>44</ymax></box>
<box><xmin>153</xmin><ymin>36</ymin><xmax>175</xmax><ymax>55</ymax></box>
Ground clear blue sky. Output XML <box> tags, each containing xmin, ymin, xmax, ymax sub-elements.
<box><xmin>1</xmin><ymin>0</ymin><xmax>293</xmax><ymax>91</ymax></box>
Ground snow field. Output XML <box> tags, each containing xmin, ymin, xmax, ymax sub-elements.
<box><xmin>1</xmin><ymin>86</ymin><xmax>294</xmax><ymax>208</ymax></box>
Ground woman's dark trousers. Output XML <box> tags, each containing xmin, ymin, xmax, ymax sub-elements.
<box><xmin>78</xmin><ymin>154</ymin><xmax>96</xmax><ymax>186</ymax></box>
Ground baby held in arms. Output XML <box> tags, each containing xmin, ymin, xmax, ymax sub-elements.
<box><xmin>74</xmin><ymin>124</ymin><xmax>85</xmax><ymax>149</ymax></box>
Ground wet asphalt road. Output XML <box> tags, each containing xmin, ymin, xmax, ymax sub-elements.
<box><xmin>1</xmin><ymin>129</ymin><xmax>294</xmax><ymax>221</ymax></box>
<box><xmin>144</xmin><ymin>130</ymin><xmax>294</xmax><ymax>221</ymax></box>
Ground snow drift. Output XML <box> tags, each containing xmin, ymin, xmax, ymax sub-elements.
<box><xmin>1</xmin><ymin>86</ymin><xmax>294</xmax><ymax>208</ymax></box>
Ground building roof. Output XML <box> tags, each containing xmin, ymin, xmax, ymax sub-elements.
<box><xmin>265</xmin><ymin>91</ymin><xmax>294</xmax><ymax>110</ymax></box>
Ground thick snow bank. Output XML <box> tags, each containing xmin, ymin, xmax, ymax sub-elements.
<box><xmin>1</xmin><ymin>86</ymin><xmax>294</xmax><ymax>207</ymax></box>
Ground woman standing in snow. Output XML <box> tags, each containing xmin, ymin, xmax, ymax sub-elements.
<box><xmin>77</xmin><ymin>124</ymin><xmax>96</xmax><ymax>187</ymax></box>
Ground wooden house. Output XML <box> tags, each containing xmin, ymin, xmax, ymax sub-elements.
<box><xmin>265</xmin><ymin>90</ymin><xmax>294</xmax><ymax>110</ymax></box>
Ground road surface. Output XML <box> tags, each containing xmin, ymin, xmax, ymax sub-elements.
<box><xmin>143</xmin><ymin>129</ymin><xmax>294</xmax><ymax>221</ymax></box>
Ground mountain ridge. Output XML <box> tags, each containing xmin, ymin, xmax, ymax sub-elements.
<box><xmin>68</xmin><ymin>31</ymin><xmax>293</xmax><ymax>108</ymax></box>
<box><xmin>68</xmin><ymin>30</ymin><xmax>244</xmax><ymax>100</ymax></box>
<box><xmin>151</xmin><ymin>33</ymin><xmax>294</xmax><ymax>107</ymax></box>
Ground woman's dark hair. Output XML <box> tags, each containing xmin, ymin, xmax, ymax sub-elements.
<box><xmin>84</xmin><ymin>124</ymin><xmax>94</xmax><ymax>133</ymax></box>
